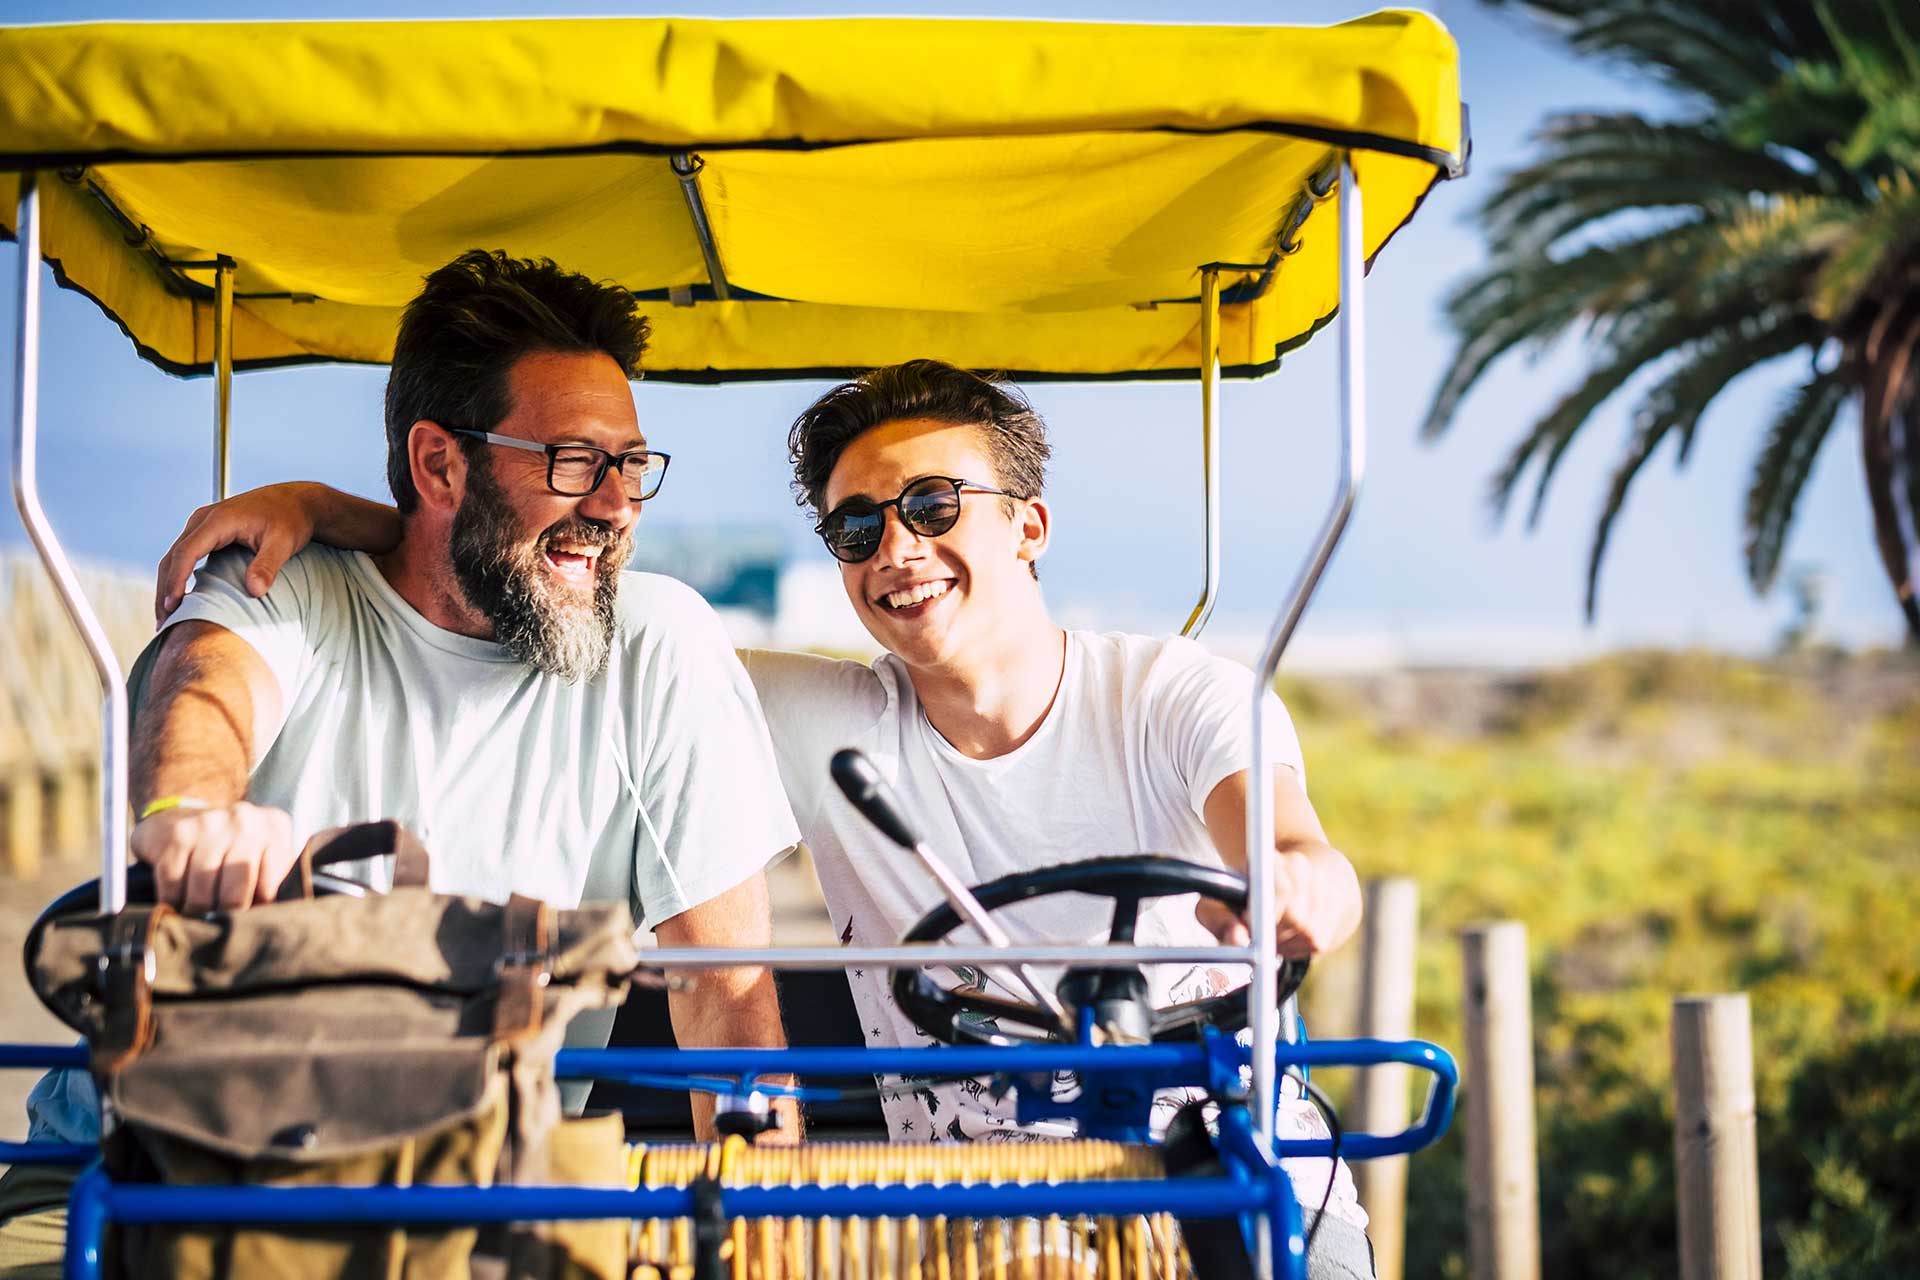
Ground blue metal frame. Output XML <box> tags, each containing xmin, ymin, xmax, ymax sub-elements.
<box><xmin>2</xmin><ymin>1036</ymin><xmax>1455</xmax><ymax>1280</ymax></box>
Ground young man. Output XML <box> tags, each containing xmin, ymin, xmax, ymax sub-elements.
<box><xmin>147</xmin><ymin>360</ymin><xmax>1375</xmax><ymax>1277</ymax></box>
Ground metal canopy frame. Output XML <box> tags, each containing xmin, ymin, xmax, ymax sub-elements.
<box><xmin>11</xmin><ymin>173</ymin><xmax>131</xmax><ymax>914</ymax></box>
<box><xmin>9</xmin><ymin>150</ymin><xmax>1374</xmax><ymax>1280</ymax></box>
<box><xmin>212</xmin><ymin>257</ymin><xmax>234</xmax><ymax>501</ymax></box>
<box><xmin>1179</xmin><ymin>266</ymin><xmax>1222</xmax><ymax>640</ymax></box>
<box><xmin>670</xmin><ymin>152</ymin><xmax>733</xmax><ymax>304</ymax></box>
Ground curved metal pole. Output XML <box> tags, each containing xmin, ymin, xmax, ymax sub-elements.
<box><xmin>1249</xmin><ymin>155</ymin><xmax>1366</xmax><ymax>1164</ymax></box>
<box><xmin>11</xmin><ymin>174</ymin><xmax>131</xmax><ymax>913</ymax></box>
<box><xmin>1180</xmin><ymin>267</ymin><xmax>1222</xmax><ymax>638</ymax></box>
<box><xmin>669</xmin><ymin>153</ymin><xmax>732</xmax><ymax>302</ymax></box>
<box><xmin>212</xmin><ymin>258</ymin><xmax>233</xmax><ymax>500</ymax></box>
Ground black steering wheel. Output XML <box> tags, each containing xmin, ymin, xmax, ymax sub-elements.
<box><xmin>890</xmin><ymin>854</ymin><xmax>1307</xmax><ymax>1045</ymax></box>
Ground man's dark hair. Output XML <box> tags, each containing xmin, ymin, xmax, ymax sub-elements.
<box><xmin>787</xmin><ymin>359</ymin><xmax>1052</xmax><ymax>518</ymax></box>
<box><xmin>384</xmin><ymin>250</ymin><xmax>651</xmax><ymax>514</ymax></box>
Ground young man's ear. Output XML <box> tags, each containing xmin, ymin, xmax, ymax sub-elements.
<box><xmin>408</xmin><ymin>421</ymin><xmax>467</xmax><ymax>514</ymax></box>
<box><xmin>1015</xmin><ymin>496</ymin><xmax>1050</xmax><ymax>567</ymax></box>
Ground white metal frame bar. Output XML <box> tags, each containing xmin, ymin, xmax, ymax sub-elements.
<box><xmin>1180</xmin><ymin>266</ymin><xmax>1222</xmax><ymax>638</ymax></box>
<box><xmin>212</xmin><ymin>258</ymin><xmax>234</xmax><ymax>501</ymax></box>
<box><xmin>1247</xmin><ymin>154</ymin><xmax>1365</xmax><ymax>1280</ymax></box>
<box><xmin>11</xmin><ymin>174</ymin><xmax>131</xmax><ymax>913</ymax></box>
<box><xmin>639</xmin><ymin>943</ymin><xmax>1250</xmax><ymax>969</ymax></box>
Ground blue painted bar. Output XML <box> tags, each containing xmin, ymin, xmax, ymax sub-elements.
<box><xmin>61</xmin><ymin>1176</ymin><xmax>1277</xmax><ymax>1280</ymax></box>
<box><xmin>90</xmin><ymin>1177</ymin><xmax>1260</xmax><ymax>1225</ymax></box>
<box><xmin>1215</xmin><ymin>1108</ymin><xmax>1307</xmax><ymax>1280</ymax></box>
<box><xmin>0</xmin><ymin>1044</ymin><xmax>85</xmax><ymax>1069</ymax></box>
<box><xmin>4</xmin><ymin>1036</ymin><xmax>1459</xmax><ymax>1171</ymax></box>
<box><xmin>63</xmin><ymin>1164</ymin><xmax>109</xmax><ymax>1280</ymax></box>
<box><xmin>4</xmin><ymin>1037</ymin><xmax>1450</xmax><ymax>1084</ymax></box>
<box><xmin>0</xmin><ymin>1141</ymin><xmax>92</xmax><ymax>1166</ymax></box>
<box><xmin>554</xmin><ymin>1043</ymin><xmax>1199</xmax><ymax>1077</ymax></box>
<box><xmin>555</xmin><ymin>1036</ymin><xmax>1454</xmax><ymax>1083</ymax></box>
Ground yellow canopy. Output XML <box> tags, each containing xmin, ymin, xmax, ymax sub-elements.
<box><xmin>0</xmin><ymin>12</ymin><xmax>1464</xmax><ymax>382</ymax></box>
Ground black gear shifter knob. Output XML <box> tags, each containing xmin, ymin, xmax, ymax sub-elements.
<box><xmin>830</xmin><ymin>748</ymin><xmax>923</xmax><ymax>851</ymax></box>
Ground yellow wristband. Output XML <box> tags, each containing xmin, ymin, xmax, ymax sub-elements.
<box><xmin>138</xmin><ymin>795</ymin><xmax>214</xmax><ymax>822</ymax></box>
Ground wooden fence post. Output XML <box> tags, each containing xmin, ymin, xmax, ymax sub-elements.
<box><xmin>1460</xmin><ymin>921</ymin><xmax>1540</xmax><ymax>1280</ymax></box>
<box><xmin>1672</xmin><ymin>995</ymin><xmax>1761</xmax><ymax>1280</ymax></box>
<box><xmin>4</xmin><ymin>767</ymin><xmax>45</xmax><ymax>879</ymax></box>
<box><xmin>1352</xmin><ymin>878</ymin><xmax>1419</xmax><ymax>1280</ymax></box>
<box><xmin>50</xmin><ymin>760</ymin><xmax>91</xmax><ymax>859</ymax></box>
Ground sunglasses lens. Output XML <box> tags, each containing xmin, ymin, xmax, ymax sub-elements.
<box><xmin>820</xmin><ymin>507</ymin><xmax>884</xmax><ymax>563</ymax></box>
<box><xmin>898</xmin><ymin>479</ymin><xmax>963</xmax><ymax>536</ymax></box>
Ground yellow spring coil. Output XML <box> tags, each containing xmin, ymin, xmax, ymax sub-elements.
<box><xmin>626</xmin><ymin>1141</ymin><xmax>1182</xmax><ymax>1280</ymax></box>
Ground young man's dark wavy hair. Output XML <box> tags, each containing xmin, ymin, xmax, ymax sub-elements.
<box><xmin>788</xmin><ymin>357</ymin><xmax>1051</xmax><ymax>510</ymax></box>
<box><xmin>383</xmin><ymin>250</ymin><xmax>651</xmax><ymax>514</ymax></box>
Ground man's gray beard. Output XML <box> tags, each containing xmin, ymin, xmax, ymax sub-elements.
<box><xmin>448</xmin><ymin>462</ymin><xmax>629</xmax><ymax>684</ymax></box>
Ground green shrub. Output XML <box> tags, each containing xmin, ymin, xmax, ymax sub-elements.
<box><xmin>1284</xmin><ymin>652</ymin><xmax>1920</xmax><ymax>1278</ymax></box>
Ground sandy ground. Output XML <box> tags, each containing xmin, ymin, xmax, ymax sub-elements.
<box><xmin>1</xmin><ymin>862</ymin><xmax>86</xmax><ymax>1149</ymax></box>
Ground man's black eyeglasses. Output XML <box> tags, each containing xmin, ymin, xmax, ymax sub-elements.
<box><xmin>449</xmin><ymin>429</ymin><xmax>670</xmax><ymax>502</ymax></box>
<box><xmin>815</xmin><ymin>475</ymin><xmax>1015</xmax><ymax>564</ymax></box>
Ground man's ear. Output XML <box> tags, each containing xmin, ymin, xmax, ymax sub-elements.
<box><xmin>408</xmin><ymin>421</ymin><xmax>466</xmax><ymax>514</ymax></box>
<box><xmin>1015</xmin><ymin>495</ymin><xmax>1050</xmax><ymax>565</ymax></box>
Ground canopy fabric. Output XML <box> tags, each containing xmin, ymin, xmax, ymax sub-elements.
<box><xmin>0</xmin><ymin>12</ymin><xmax>1464</xmax><ymax>382</ymax></box>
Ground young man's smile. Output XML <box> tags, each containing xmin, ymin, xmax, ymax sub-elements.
<box><xmin>874</xmin><ymin>576</ymin><xmax>956</xmax><ymax>615</ymax></box>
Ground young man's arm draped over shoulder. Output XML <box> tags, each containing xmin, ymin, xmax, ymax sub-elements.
<box><xmin>155</xmin><ymin>482</ymin><xmax>400</xmax><ymax>622</ymax></box>
<box><xmin>132</xmin><ymin>620</ymin><xmax>297</xmax><ymax>912</ymax></box>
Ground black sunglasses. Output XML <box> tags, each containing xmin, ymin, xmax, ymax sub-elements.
<box><xmin>448</xmin><ymin>429</ymin><xmax>671</xmax><ymax>502</ymax></box>
<box><xmin>815</xmin><ymin>475</ymin><xmax>1015</xmax><ymax>564</ymax></box>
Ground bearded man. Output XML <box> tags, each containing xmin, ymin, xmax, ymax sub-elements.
<box><xmin>8</xmin><ymin>252</ymin><xmax>799</xmax><ymax>1237</ymax></box>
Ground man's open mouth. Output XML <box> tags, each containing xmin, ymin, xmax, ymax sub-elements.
<box><xmin>877</xmin><ymin>579</ymin><xmax>954</xmax><ymax>612</ymax></box>
<box><xmin>542</xmin><ymin>543</ymin><xmax>603</xmax><ymax>586</ymax></box>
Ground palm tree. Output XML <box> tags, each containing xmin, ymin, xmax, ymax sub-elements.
<box><xmin>1425</xmin><ymin>0</ymin><xmax>1920</xmax><ymax>642</ymax></box>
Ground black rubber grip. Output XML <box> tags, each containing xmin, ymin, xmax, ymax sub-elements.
<box><xmin>830</xmin><ymin>747</ymin><xmax>923</xmax><ymax>851</ymax></box>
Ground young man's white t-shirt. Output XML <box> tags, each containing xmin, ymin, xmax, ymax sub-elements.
<box><xmin>742</xmin><ymin>631</ymin><xmax>1365</xmax><ymax>1230</ymax></box>
<box><xmin>27</xmin><ymin>545</ymin><xmax>799</xmax><ymax>1145</ymax></box>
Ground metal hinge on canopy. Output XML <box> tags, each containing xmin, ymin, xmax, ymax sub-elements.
<box><xmin>669</xmin><ymin>153</ymin><xmax>732</xmax><ymax>305</ymax></box>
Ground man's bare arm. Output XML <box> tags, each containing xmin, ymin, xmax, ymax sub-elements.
<box><xmin>1197</xmin><ymin>769</ymin><xmax>1364</xmax><ymax>958</ymax></box>
<box><xmin>156</xmin><ymin>483</ymin><xmax>400</xmax><ymax>623</ymax></box>
<box><xmin>653</xmin><ymin>869</ymin><xmax>801</xmax><ymax>1143</ymax></box>
<box><xmin>131</xmin><ymin>620</ymin><xmax>297</xmax><ymax>912</ymax></box>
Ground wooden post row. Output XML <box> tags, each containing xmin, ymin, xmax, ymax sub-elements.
<box><xmin>1352</xmin><ymin>878</ymin><xmax>1418</xmax><ymax>1280</ymax></box>
<box><xmin>1672</xmin><ymin>995</ymin><xmax>1761</xmax><ymax>1280</ymax></box>
<box><xmin>1460</xmin><ymin>921</ymin><xmax>1541</xmax><ymax>1280</ymax></box>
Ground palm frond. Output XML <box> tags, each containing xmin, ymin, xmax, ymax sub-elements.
<box><xmin>1545</xmin><ymin>4</ymin><xmax>1798</xmax><ymax>104</ymax></box>
<box><xmin>1813</xmin><ymin>169</ymin><xmax>1920</xmax><ymax>320</ymax></box>
<box><xmin>1491</xmin><ymin>1</ymin><xmax>1837</xmax><ymax>90</ymax></box>
<box><xmin>1486</xmin><ymin>299</ymin><xmax>1777</xmax><ymax>523</ymax></box>
<box><xmin>1583</xmin><ymin>314</ymin><xmax>1829</xmax><ymax>616</ymax></box>
<box><xmin>1425</xmin><ymin>223</ymin><xmax>1734</xmax><ymax>440</ymax></box>
<box><xmin>1743</xmin><ymin>371</ymin><xmax>1854</xmax><ymax>591</ymax></box>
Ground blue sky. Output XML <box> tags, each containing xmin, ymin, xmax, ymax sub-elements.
<box><xmin>0</xmin><ymin>1</ymin><xmax>1900</xmax><ymax>661</ymax></box>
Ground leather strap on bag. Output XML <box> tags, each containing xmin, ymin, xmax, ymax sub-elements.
<box><xmin>279</xmin><ymin>820</ymin><xmax>432</xmax><ymax>900</ymax></box>
<box><xmin>93</xmin><ymin>906</ymin><xmax>169</xmax><ymax>1073</ymax></box>
<box><xmin>493</xmin><ymin>894</ymin><xmax>553</xmax><ymax>1045</ymax></box>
